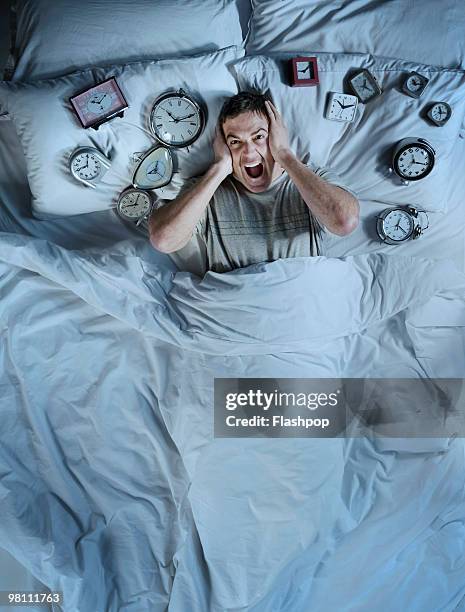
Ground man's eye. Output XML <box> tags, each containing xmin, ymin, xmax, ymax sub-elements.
<box><xmin>255</xmin><ymin>134</ymin><xmax>265</xmax><ymax>140</ymax></box>
<box><xmin>229</xmin><ymin>140</ymin><xmax>240</xmax><ymax>146</ymax></box>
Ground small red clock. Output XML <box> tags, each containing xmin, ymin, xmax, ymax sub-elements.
<box><xmin>289</xmin><ymin>57</ymin><xmax>319</xmax><ymax>87</ymax></box>
<box><xmin>70</xmin><ymin>77</ymin><xmax>128</xmax><ymax>129</ymax></box>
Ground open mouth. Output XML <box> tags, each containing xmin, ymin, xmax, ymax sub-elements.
<box><xmin>244</xmin><ymin>162</ymin><xmax>264</xmax><ymax>179</ymax></box>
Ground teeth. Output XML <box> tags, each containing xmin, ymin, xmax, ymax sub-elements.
<box><xmin>244</xmin><ymin>162</ymin><xmax>261</xmax><ymax>168</ymax></box>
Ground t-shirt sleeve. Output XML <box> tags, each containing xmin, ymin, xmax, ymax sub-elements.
<box><xmin>309</xmin><ymin>161</ymin><xmax>358</xmax><ymax>200</ymax></box>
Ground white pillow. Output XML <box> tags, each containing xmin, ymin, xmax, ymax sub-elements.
<box><xmin>246</xmin><ymin>0</ymin><xmax>465</xmax><ymax>69</ymax></box>
<box><xmin>232</xmin><ymin>52</ymin><xmax>465</xmax><ymax>212</ymax></box>
<box><xmin>0</xmin><ymin>46</ymin><xmax>242</xmax><ymax>219</ymax></box>
<box><xmin>11</xmin><ymin>0</ymin><xmax>244</xmax><ymax>81</ymax></box>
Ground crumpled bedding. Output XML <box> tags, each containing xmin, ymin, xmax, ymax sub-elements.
<box><xmin>1</xmin><ymin>231</ymin><xmax>465</xmax><ymax>611</ymax></box>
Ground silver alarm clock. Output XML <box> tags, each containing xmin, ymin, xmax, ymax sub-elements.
<box><xmin>117</xmin><ymin>187</ymin><xmax>153</xmax><ymax>227</ymax></box>
<box><xmin>376</xmin><ymin>206</ymin><xmax>429</xmax><ymax>245</ymax></box>
<box><xmin>69</xmin><ymin>146</ymin><xmax>111</xmax><ymax>188</ymax></box>
<box><xmin>149</xmin><ymin>88</ymin><xmax>205</xmax><ymax>148</ymax></box>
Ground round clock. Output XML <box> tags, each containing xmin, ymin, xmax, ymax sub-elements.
<box><xmin>69</xmin><ymin>146</ymin><xmax>111</xmax><ymax>188</ymax></box>
<box><xmin>426</xmin><ymin>102</ymin><xmax>452</xmax><ymax>127</ymax></box>
<box><xmin>149</xmin><ymin>88</ymin><xmax>205</xmax><ymax>148</ymax></box>
<box><xmin>133</xmin><ymin>146</ymin><xmax>174</xmax><ymax>190</ymax></box>
<box><xmin>391</xmin><ymin>138</ymin><xmax>435</xmax><ymax>183</ymax></box>
<box><xmin>117</xmin><ymin>188</ymin><xmax>153</xmax><ymax>225</ymax></box>
<box><xmin>376</xmin><ymin>206</ymin><xmax>428</xmax><ymax>245</ymax></box>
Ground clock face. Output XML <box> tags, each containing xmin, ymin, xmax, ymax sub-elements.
<box><xmin>403</xmin><ymin>72</ymin><xmax>428</xmax><ymax>97</ymax></box>
<box><xmin>296</xmin><ymin>61</ymin><xmax>312</xmax><ymax>76</ymax></box>
<box><xmin>133</xmin><ymin>146</ymin><xmax>174</xmax><ymax>190</ymax></box>
<box><xmin>118</xmin><ymin>189</ymin><xmax>152</xmax><ymax>219</ymax></box>
<box><xmin>150</xmin><ymin>92</ymin><xmax>203</xmax><ymax>147</ymax></box>
<box><xmin>86</xmin><ymin>92</ymin><xmax>113</xmax><ymax>115</ymax></box>
<box><xmin>350</xmin><ymin>70</ymin><xmax>381</xmax><ymax>102</ymax></box>
<box><xmin>428</xmin><ymin>102</ymin><xmax>451</xmax><ymax>126</ymax></box>
<box><xmin>395</xmin><ymin>144</ymin><xmax>434</xmax><ymax>180</ymax></box>
<box><xmin>72</xmin><ymin>152</ymin><xmax>102</xmax><ymax>181</ymax></box>
<box><xmin>381</xmin><ymin>209</ymin><xmax>414</xmax><ymax>242</ymax></box>
<box><xmin>326</xmin><ymin>93</ymin><xmax>358</xmax><ymax>122</ymax></box>
<box><xmin>69</xmin><ymin>147</ymin><xmax>109</xmax><ymax>186</ymax></box>
<box><xmin>70</xmin><ymin>77</ymin><xmax>128</xmax><ymax>128</ymax></box>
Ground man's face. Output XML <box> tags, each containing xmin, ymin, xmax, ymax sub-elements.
<box><xmin>222</xmin><ymin>111</ymin><xmax>282</xmax><ymax>193</ymax></box>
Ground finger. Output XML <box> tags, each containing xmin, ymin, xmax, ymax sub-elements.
<box><xmin>267</xmin><ymin>100</ymin><xmax>280</xmax><ymax>117</ymax></box>
<box><xmin>265</xmin><ymin>100</ymin><xmax>276</xmax><ymax>120</ymax></box>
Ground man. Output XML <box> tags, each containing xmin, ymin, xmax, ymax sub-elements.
<box><xmin>149</xmin><ymin>91</ymin><xmax>359</xmax><ymax>273</ymax></box>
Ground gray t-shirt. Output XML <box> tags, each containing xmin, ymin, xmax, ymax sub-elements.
<box><xmin>175</xmin><ymin>162</ymin><xmax>356</xmax><ymax>274</ymax></box>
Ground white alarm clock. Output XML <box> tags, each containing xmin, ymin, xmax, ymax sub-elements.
<box><xmin>389</xmin><ymin>138</ymin><xmax>436</xmax><ymax>184</ymax></box>
<box><xmin>376</xmin><ymin>206</ymin><xmax>429</xmax><ymax>245</ymax></box>
<box><xmin>132</xmin><ymin>146</ymin><xmax>174</xmax><ymax>190</ymax></box>
<box><xmin>117</xmin><ymin>188</ymin><xmax>153</xmax><ymax>226</ymax></box>
<box><xmin>325</xmin><ymin>92</ymin><xmax>359</xmax><ymax>122</ymax></box>
<box><xmin>69</xmin><ymin>146</ymin><xmax>111</xmax><ymax>188</ymax></box>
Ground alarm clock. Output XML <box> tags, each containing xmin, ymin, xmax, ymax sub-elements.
<box><xmin>389</xmin><ymin>138</ymin><xmax>435</xmax><ymax>184</ymax></box>
<box><xmin>325</xmin><ymin>92</ymin><xmax>358</xmax><ymax>122</ymax></box>
<box><xmin>289</xmin><ymin>56</ymin><xmax>319</xmax><ymax>87</ymax></box>
<box><xmin>402</xmin><ymin>72</ymin><xmax>429</xmax><ymax>98</ymax></box>
<box><xmin>348</xmin><ymin>69</ymin><xmax>382</xmax><ymax>103</ymax></box>
<box><xmin>426</xmin><ymin>102</ymin><xmax>452</xmax><ymax>127</ymax></box>
<box><xmin>70</xmin><ymin>77</ymin><xmax>128</xmax><ymax>129</ymax></box>
<box><xmin>376</xmin><ymin>206</ymin><xmax>429</xmax><ymax>245</ymax></box>
<box><xmin>132</xmin><ymin>146</ymin><xmax>174</xmax><ymax>190</ymax></box>
<box><xmin>149</xmin><ymin>88</ymin><xmax>205</xmax><ymax>148</ymax></box>
<box><xmin>117</xmin><ymin>187</ymin><xmax>153</xmax><ymax>226</ymax></box>
<box><xmin>69</xmin><ymin>146</ymin><xmax>111</xmax><ymax>188</ymax></box>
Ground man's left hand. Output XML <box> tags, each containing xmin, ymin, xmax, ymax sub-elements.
<box><xmin>265</xmin><ymin>100</ymin><xmax>292</xmax><ymax>165</ymax></box>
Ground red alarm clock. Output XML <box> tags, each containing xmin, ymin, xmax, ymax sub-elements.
<box><xmin>289</xmin><ymin>57</ymin><xmax>319</xmax><ymax>87</ymax></box>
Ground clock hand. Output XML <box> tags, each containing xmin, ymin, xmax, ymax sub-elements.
<box><xmin>398</xmin><ymin>226</ymin><xmax>407</xmax><ymax>235</ymax></box>
<box><xmin>298</xmin><ymin>65</ymin><xmax>310</xmax><ymax>74</ymax></box>
<box><xmin>361</xmin><ymin>79</ymin><xmax>371</xmax><ymax>91</ymax></box>
<box><xmin>175</xmin><ymin>113</ymin><xmax>196</xmax><ymax>121</ymax></box>
<box><xmin>164</xmin><ymin>108</ymin><xmax>177</xmax><ymax>121</ymax></box>
<box><xmin>341</xmin><ymin>103</ymin><xmax>355</xmax><ymax>109</ymax></box>
<box><xmin>335</xmin><ymin>99</ymin><xmax>344</xmax><ymax>108</ymax></box>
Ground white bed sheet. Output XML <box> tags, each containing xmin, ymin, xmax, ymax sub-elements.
<box><xmin>1</xmin><ymin>226</ymin><xmax>465</xmax><ymax>611</ymax></box>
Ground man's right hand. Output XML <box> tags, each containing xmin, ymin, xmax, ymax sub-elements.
<box><xmin>213</xmin><ymin>126</ymin><xmax>233</xmax><ymax>176</ymax></box>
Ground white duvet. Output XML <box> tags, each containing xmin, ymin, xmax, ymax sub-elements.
<box><xmin>1</xmin><ymin>231</ymin><xmax>465</xmax><ymax>611</ymax></box>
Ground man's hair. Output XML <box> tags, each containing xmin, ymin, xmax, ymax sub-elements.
<box><xmin>218</xmin><ymin>90</ymin><xmax>273</xmax><ymax>129</ymax></box>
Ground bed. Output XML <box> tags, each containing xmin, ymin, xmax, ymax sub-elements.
<box><xmin>0</xmin><ymin>1</ymin><xmax>464</xmax><ymax>611</ymax></box>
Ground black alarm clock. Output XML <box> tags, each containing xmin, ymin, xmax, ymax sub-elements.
<box><xmin>389</xmin><ymin>138</ymin><xmax>435</xmax><ymax>184</ymax></box>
